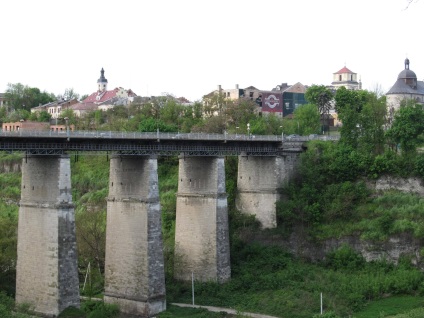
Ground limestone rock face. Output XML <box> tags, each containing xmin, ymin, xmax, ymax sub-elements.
<box><xmin>374</xmin><ymin>176</ymin><xmax>424</xmax><ymax>195</ymax></box>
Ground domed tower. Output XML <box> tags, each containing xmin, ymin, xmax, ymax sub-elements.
<box><xmin>397</xmin><ymin>58</ymin><xmax>418</xmax><ymax>89</ymax></box>
<box><xmin>386</xmin><ymin>58</ymin><xmax>424</xmax><ymax>122</ymax></box>
<box><xmin>97</xmin><ymin>68</ymin><xmax>108</xmax><ymax>92</ymax></box>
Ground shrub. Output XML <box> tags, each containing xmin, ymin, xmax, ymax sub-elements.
<box><xmin>325</xmin><ymin>244</ymin><xmax>365</xmax><ymax>271</ymax></box>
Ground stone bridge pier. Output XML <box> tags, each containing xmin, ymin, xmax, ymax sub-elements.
<box><xmin>236</xmin><ymin>151</ymin><xmax>301</xmax><ymax>228</ymax></box>
<box><xmin>174</xmin><ymin>155</ymin><xmax>231</xmax><ymax>283</ymax></box>
<box><xmin>104</xmin><ymin>155</ymin><xmax>166</xmax><ymax>317</ymax></box>
<box><xmin>16</xmin><ymin>155</ymin><xmax>80</xmax><ymax>317</ymax></box>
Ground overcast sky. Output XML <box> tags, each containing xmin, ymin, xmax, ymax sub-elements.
<box><xmin>0</xmin><ymin>0</ymin><xmax>422</xmax><ymax>101</ymax></box>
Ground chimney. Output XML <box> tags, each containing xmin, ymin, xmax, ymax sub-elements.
<box><xmin>218</xmin><ymin>85</ymin><xmax>222</xmax><ymax>92</ymax></box>
<box><xmin>235</xmin><ymin>84</ymin><xmax>239</xmax><ymax>89</ymax></box>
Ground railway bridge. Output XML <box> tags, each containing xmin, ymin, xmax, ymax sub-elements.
<box><xmin>0</xmin><ymin>130</ymin><xmax>329</xmax><ymax>317</ymax></box>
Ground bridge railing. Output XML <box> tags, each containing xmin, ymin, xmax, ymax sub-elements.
<box><xmin>0</xmin><ymin>130</ymin><xmax>338</xmax><ymax>142</ymax></box>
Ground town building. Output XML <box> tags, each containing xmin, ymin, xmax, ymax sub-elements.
<box><xmin>386</xmin><ymin>58</ymin><xmax>424</xmax><ymax>123</ymax></box>
<box><xmin>330</xmin><ymin>66</ymin><xmax>361</xmax><ymax>90</ymax></box>
<box><xmin>203</xmin><ymin>83</ymin><xmax>308</xmax><ymax>118</ymax></box>
<box><xmin>31</xmin><ymin>99</ymin><xmax>79</xmax><ymax>119</ymax></box>
<box><xmin>69</xmin><ymin>68</ymin><xmax>137</xmax><ymax>116</ymax></box>
<box><xmin>2</xmin><ymin>120</ymin><xmax>49</xmax><ymax>132</ymax></box>
<box><xmin>261</xmin><ymin>82</ymin><xmax>308</xmax><ymax>117</ymax></box>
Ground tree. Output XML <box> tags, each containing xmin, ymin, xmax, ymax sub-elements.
<box><xmin>5</xmin><ymin>83</ymin><xmax>55</xmax><ymax>110</ymax></box>
<box><xmin>334</xmin><ymin>87</ymin><xmax>368</xmax><ymax>148</ymax></box>
<box><xmin>386</xmin><ymin>102</ymin><xmax>424</xmax><ymax>156</ymax></box>
<box><xmin>305</xmin><ymin>85</ymin><xmax>334</xmax><ymax>134</ymax></box>
<box><xmin>224</xmin><ymin>99</ymin><xmax>256</xmax><ymax>129</ymax></box>
<box><xmin>202</xmin><ymin>92</ymin><xmax>227</xmax><ymax>117</ymax></box>
<box><xmin>293</xmin><ymin>103</ymin><xmax>321</xmax><ymax>135</ymax></box>
<box><xmin>249</xmin><ymin>115</ymin><xmax>284</xmax><ymax>135</ymax></box>
<box><xmin>335</xmin><ymin>87</ymin><xmax>387</xmax><ymax>154</ymax></box>
<box><xmin>59</xmin><ymin>88</ymin><xmax>80</xmax><ymax>101</ymax></box>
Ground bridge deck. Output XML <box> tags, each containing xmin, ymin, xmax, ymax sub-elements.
<box><xmin>0</xmin><ymin>131</ymin><xmax>336</xmax><ymax>156</ymax></box>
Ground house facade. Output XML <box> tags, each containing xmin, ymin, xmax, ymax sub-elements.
<box><xmin>31</xmin><ymin>99</ymin><xmax>79</xmax><ymax>119</ymax></box>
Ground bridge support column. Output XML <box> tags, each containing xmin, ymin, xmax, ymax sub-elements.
<box><xmin>175</xmin><ymin>156</ymin><xmax>231</xmax><ymax>283</ymax></box>
<box><xmin>16</xmin><ymin>155</ymin><xmax>80</xmax><ymax>317</ymax></box>
<box><xmin>104</xmin><ymin>155</ymin><xmax>166</xmax><ymax>317</ymax></box>
<box><xmin>236</xmin><ymin>155</ymin><xmax>287</xmax><ymax>228</ymax></box>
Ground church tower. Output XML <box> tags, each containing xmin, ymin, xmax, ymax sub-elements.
<box><xmin>97</xmin><ymin>68</ymin><xmax>108</xmax><ymax>92</ymax></box>
<box><xmin>331</xmin><ymin>66</ymin><xmax>361</xmax><ymax>90</ymax></box>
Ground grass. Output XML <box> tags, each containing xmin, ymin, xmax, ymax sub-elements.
<box><xmin>353</xmin><ymin>295</ymin><xmax>424</xmax><ymax>318</ymax></box>
<box><xmin>158</xmin><ymin>304</ymin><xmax>235</xmax><ymax>317</ymax></box>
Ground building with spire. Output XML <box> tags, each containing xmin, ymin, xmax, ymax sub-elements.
<box><xmin>97</xmin><ymin>67</ymin><xmax>108</xmax><ymax>92</ymax></box>
<box><xmin>330</xmin><ymin>66</ymin><xmax>361</xmax><ymax>90</ymax></box>
<box><xmin>386</xmin><ymin>58</ymin><xmax>424</xmax><ymax>121</ymax></box>
<box><xmin>69</xmin><ymin>68</ymin><xmax>137</xmax><ymax>116</ymax></box>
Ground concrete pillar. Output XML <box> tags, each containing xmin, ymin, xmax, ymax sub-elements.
<box><xmin>174</xmin><ymin>156</ymin><xmax>230</xmax><ymax>283</ymax></box>
<box><xmin>236</xmin><ymin>155</ymin><xmax>286</xmax><ymax>228</ymax></box>
<box><xmin>16</xmin><ymin>155</ymin><xmax>80</xmax><ymax>317</ymax></box>
<box><xmin>104</xmin><ymin>155</ymin><xmax>166</xmax><ymax>317</ymax></box>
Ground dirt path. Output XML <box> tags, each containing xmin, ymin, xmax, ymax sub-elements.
<box><xmin>170</xmin><ymin>303</ymin><xmax>281</xmax><ymax>318</ymax></box>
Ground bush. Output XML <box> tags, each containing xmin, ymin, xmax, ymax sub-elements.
<box><xmin>58</xmin><ymin>306</ymin><xmax>86</xmax><ymax>317</ymax></box>
<box><xmin>325</xmin><ymin>244</ymin><xmax>365</xmax><ymax>271</ymax></box>
<box><xmin>81</xmin><ymin>301</ymin><xmax>119</xmax><ymax>318</ymax></box>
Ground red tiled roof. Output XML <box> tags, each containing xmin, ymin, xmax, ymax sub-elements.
<box><xmin>83</xmin><ymin>87</ymin><xmax>138</xmax><ymax>104</ymax></box>
<box><xmin>69</xmin><ymin>102</ymin><xmax>98</xmax><ymax>111</ymax></box>
<box><xmin>334</xmin><ymin>66</ymin><xmax>354</xmax><ymax>74</ymax></box>
<box><xmin>83</xmin><ymin>89</ymin><xmax>119</xmax><ymax>103</ymax></box>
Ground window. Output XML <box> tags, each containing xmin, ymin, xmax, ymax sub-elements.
<box><xmin>339</xmin><ymin>75</ymin><xmax>342</xmax><ymax>81</ymax></box>
<box><xmin>249</xmin><ymin>92</ymin><xmax>254</xmax><ymax>98</ymax></box>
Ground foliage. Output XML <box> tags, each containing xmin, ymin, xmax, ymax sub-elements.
<box><xmin>335</xmin><ymin>87</ymin><xmax>386</xmax><ymax>153</ymax></box>
<box><xmin>224</xmin><ymin>99</ymin><xmax>257</xmax><ymax>129</ymax></box>
<box><xmin>58</xmin><ymin>306</ymin><xmax>86</xmax><ymax>317</ymax></box>
<box><xmin>325</xmin><ymin>244</ymin><xmax>365</xmax><ymax>271</ymax></box>
<box><xmin>0</xmin><ymin>215</ymin><xmax>18</xmax><ymax>295</ymax></box>
<box><xmin>354</xmin><ymin>295</ymin><xmax>424</xmax><ymax>318</ymax></box>
<box><xmin>81</xmin><ymin>300</ymin><xmax>119</xmax><ymax>318</ymax></box>
<box><xmin>305</xmin><ymin>85</ymin><xmax>334</xmax><ymax>133</ymax></box>
<box><xmin>59</xmin><ymin>88</ymin><xmax>80</xmax><ymax>101</ymax></box>
<box><xmin>4</xmin><ymin>82</ymin><xmax>55</xmax><ymax>110</ymax></box>
<box><xmin>248</xmin><ymin>115</ymin><xmax>284</xmax><ymax>135</ymax></box>
<box><xmin>386</xmin><ymin>102</ymin><xmax>424</xmax><ymax>156</ymax></box>
<box><xmin>293</xmin><ymin>103</ymin><xmax>321</xmax><ymax>135</ymax></box>
<box><xmin>167</xmin><ymin>242</ymin><xmax>424</xmax><ymax>318</ymax></box>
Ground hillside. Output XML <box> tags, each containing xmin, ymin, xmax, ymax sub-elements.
<box><xmin>2</xmin><ymin>143</ymin><xmax>424</xmax><ymax>318</ymax></box>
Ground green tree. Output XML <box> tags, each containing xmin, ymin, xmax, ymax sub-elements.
<box><xmin>357</xmin><ymin>93</ymin><xmax>387</xmax><ymax>154</ymax></box>
<box><xmin>334</xmin><ymin>87</ymin><xmax>369</xmax><ymax>149</ymax></box>
<box><xmin>248</xmin><ymin>115</ymin><xmax>284</xmax><ymax>135</ymax></box>
<box><xmin>305</xmin><ymin>85</ymin><xmax>334</xmax><ymax>133</ymax></box>
<box><xmin>224</xmin><ymin>99</ymin><xmax>256</xmax><ymax>129</ymax></box>
<box><xmin>386</xmin><ymin>102</ymin><xmax>424</xmax><ymax>156</ymax></box>
<box><xmin>5</xmin><ymin>83</ymin><xmax>55</xmax><ymax>110</ymax></box>
<box><xmin>293</xmin><ymin>103</ymin><xmax>321</xmax><ymax>135</ymax></box>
